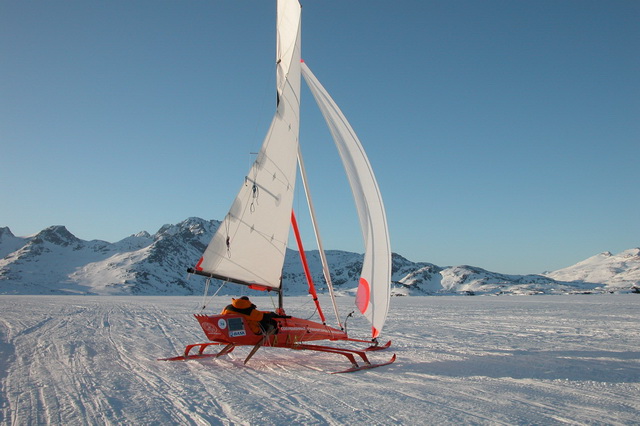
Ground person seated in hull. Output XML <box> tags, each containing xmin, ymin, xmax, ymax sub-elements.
<box><xmin>221</xmin><ymin>296</ymin><xmax>284</xmax><ymax>335</ymax></box>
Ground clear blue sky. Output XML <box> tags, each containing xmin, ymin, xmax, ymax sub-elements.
<box><xmin>2</xmin><ymin>0</ymin><xmax>638</xmax><ymax>275</ymax></box>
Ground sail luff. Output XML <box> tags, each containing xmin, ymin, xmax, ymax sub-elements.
<box><xmin>301</xmin><ymin>61</ymin><xmax>392</xmax><ymax>337</ymax></box>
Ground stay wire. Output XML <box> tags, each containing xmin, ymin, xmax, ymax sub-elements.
<box><xmin>199</xmin><ymin>278</ymin><xmax>212</xmax><ymax>310</ymax></box>
<box><xmin>199</xmin><ymin>279</ymin><xmax>227</xmax><ymax>312</ymax></box>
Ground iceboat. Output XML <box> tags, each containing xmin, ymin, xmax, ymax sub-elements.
<box><xmin>160</xmin><ymin>0</ymin><xmax>394</xmax><ymax>373</ymax></box>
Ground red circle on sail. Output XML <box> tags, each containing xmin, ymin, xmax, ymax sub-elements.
<box><xmin>356</xmin><ymin>277</ymin><xmax>370</xmax><ymax>314</ymax></box>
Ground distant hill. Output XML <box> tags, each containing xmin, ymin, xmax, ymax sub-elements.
<box><xmin>0</xmin><ymin>219</ymin><xmax>637</xmax><ymax>295</ymax></box>
<box><xmin>543</xmin><ymin>248</ymin><xmax>640</xmax><ymax>292</ymax></box>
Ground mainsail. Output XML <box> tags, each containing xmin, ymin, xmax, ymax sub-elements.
<box><xmin>301</xmin><ymin>62</ymin><xmax>392</xmax><ymax>337</ymax></box>
<box><xmin>192</xmin><ymin>1</ymin><xmax>302</xmax><ymax>290</ymax></box>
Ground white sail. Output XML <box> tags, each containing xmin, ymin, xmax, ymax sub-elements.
<box><xmin>301</xmin><ymin>62</ymin><xmax>392</xmax><ymax>337</ymax></box>
<box><xmin>193</xmin><ymin>0</ymin><xmax>302</xmax><ymax>290</ymax></box>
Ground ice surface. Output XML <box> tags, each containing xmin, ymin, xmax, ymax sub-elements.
<box><xmin>1</xmin><ymin>295</ymin><xmax>639</xmax><ymax>425</ymax></box>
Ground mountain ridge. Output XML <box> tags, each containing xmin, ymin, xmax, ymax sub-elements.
<box><xmin>1</xmin><ymin>218</ymin><xmax>638</xmax><ymax>295</ymax></box>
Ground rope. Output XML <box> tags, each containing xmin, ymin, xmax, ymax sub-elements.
<box><xmin>343</xmin><ymin>310</ymin><xmax>355</xmax><ymax>335</ymax></box>
<box><xmin>268</xmin><ymin>292</ymin><xmax>278</xmax><ymax>311</ymax></box>
<box><xmin>199</xmin><ymin>278</ymin><xmax>212</xmax><ymax>311</ymax></box>
<box><xmin>293</xmin><ymin>296</ymin><xmax>318</xmax><ymax>321</ymax></box>
<box><xmin>304</xmin><ymin>305</ymin><xmax>319</xmax><ymax>321</ymax></box>
<box><xmin>199</xmin><ymin>280</ymin><xmax>227</xmax><ymax>312</ymax></box>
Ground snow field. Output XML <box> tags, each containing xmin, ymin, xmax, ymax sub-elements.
<box><xmin>1</xmin><ymin>295</ymin><xmax>639</xmax><ymax>425</ymax></box>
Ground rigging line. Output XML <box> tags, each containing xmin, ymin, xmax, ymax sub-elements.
<box><xmin>305</xmin><ymin>305</ymin><xmax>319</xmax><ymax>321</ymax></box>
<box><xmin>268</xmin><ymin>292</ymin><xmax>278</xmax><ymax>311</ymax></box>
<box><xmin>343</xmin><ymin>311</ymin><xmax>355</xmax><ymax>336</ymax></box>
<box><xmin>199</xmin><ymin>278</ymin><xmax>212</xmax><ymax>311</ymax></box>
<box><xmin>290</xmin><ymin>295</ymin><xmax>318</xmax><ymax>321</ymax></box>
<box><xmin>202</xmin><ymin>280</ymin><xmax>228</xmax><ymax>311</ymax></box>
<box><xmin>305</xmin><ymin>307</ymin><xmax>318</xmax><ymax>320</ymax></box>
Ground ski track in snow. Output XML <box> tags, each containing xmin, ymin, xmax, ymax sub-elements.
<box><xmin>1</xmin><ymin>295</ymin><xmax>639</xmax><ymax>425</ymax></box>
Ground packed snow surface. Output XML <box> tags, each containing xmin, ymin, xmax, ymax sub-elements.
<box><xmin>1</xmin><ymin>295</ymin><xmax>639</xmax><ymax>425</ymax></box>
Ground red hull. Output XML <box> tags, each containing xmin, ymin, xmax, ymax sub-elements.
<box><xmin>193</xmin><ymin>314</ymin><xmax>348</xmax><ymax>347</ymax></box>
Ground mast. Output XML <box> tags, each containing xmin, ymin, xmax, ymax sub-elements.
<box><xmin>296</xmin><ymin>146</ymin><xmax>343</xmax><ymax>329</ymax></box>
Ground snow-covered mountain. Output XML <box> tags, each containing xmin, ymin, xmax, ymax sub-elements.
<box><xmin>0</xmin><ymin>218</ymin><xmax>637</xmax><ymax>295</ymax></box>
<box><xmin>0</xmin><ymin>219</ymin><xmax>216</xmax><ymax>295</ymax></box>
<box><xmin>543</xmin><ymin>248</ymin><xmax>640</xmax><ymax>291</ymax></box>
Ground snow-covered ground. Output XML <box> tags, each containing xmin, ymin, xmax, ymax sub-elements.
<box><xmin>1</xmin><ymin>295</ymin><xmax>639</xmax><ymax>425</ymax></box>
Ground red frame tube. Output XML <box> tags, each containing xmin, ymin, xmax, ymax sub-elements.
<box><xmin>291</xmin><ymin>210</ymin><xmax>327</xmax><ymax>324</ymax></box>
